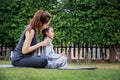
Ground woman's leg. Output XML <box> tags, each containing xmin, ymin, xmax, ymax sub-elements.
<box><xmin>13</xmin><ymin>56</ymin><xmax>48</xmax><ymax>68</ymax></box>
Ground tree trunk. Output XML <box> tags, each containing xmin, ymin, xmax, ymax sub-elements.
<box><xmin>109</xmin><ymin>45</ymin><xmax>116</xmax><ymax>63</ymax></box>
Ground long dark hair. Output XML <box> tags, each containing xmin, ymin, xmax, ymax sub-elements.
<box><xmin>28</xmin><ymin>10</ymin><xmax>51</xmax><ymax>33</ymax></box>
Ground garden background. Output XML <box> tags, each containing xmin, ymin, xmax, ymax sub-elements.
<box><xmin>0</xmin><ymin>0</ymin><xmax>120</xmax><ymax>80</ymax></box>
<box><xmin>0</xmin><ymin>0</ymin><xmax>120</xmax><ymax>62</ymax></box>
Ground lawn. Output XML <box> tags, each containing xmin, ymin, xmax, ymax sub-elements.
<box><xmin>0</xmin><ymin>61</ymin><xmax>120</xmax><ymax>80</ymax></box>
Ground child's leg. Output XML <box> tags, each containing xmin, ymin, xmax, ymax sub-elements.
<box><xmin>46</xmin><ymin>60</ymin><xmax>55</xmax><ymax>68</ymax></box>
<box><xmin>54</xmin><ymin>56</ymin><xmax>67</xmax><ymax>69</ymax></box>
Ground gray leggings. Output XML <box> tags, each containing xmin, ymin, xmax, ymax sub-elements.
<box><xmin>12</xmin><ymin>56</ymin><xmax>48</xmax><ymax>68</ymax></box>
<box><xmin>47</xmin><ymin>56</ymin><xmax>67</xmax><ymax>69</ymax></box>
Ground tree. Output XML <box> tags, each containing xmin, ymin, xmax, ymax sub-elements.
<box><xmin>0</xmin><ymin>0</ymin><xmax>56</xmax><ymax>47</ymax></box>
<box><xmin>0</xmin><ymin>0</ymin><xmax>120</xmax><ymax>62</ymax></box>
<box><xmin>55</xmin><ymin>0</ymin><xmax>120</xmax><ymax>62</ymax></box>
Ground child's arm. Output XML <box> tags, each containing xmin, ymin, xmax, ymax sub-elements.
<box><xmin>44</xmin><ymin>45</ymin><xmax>61</xmax><ymax>59</ymax></box>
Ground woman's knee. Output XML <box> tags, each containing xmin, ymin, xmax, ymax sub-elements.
<box><xmin>40</xmin><ymin>58</ymin><xmax>48</xmax><ymax>67</ymax></box>
<box><xmin>44</xmin><ymin>58</ymin><xmax>48</xmax><ymax>65</ymax></box>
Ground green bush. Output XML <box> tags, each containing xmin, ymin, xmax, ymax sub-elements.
<box><xmin>0</xmin><ymin>0</ymin><xmax>120</xmax><ymax>47</ymax></box>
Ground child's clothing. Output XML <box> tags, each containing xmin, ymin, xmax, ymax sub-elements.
<box><xmin>40</xmin><ymin>37</ymin><xmax>67</xmax><ymax>69</ymax></box>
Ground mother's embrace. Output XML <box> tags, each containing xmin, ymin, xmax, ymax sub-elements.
<box><xmin>11</xmin><ymin>10</ymin><xmax>51</xmax><ymax>68</ymax></box>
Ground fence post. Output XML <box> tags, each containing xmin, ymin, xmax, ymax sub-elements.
<box><xmin>0</xmin><ymin>45</ymin><xmax>3</xmax><ymax>56</ymax></box>
<box><xmin>90</xmin><ymin>46</ymin><xmax>93</xmax><ymax>59</ymax></box>
<box><xmin>95</xmin><ymin>44</ymin><xmax>98</xmax><ymax>59</ymax></box>
<box><xmin>68</xmin><ymin>46</ymin><xmax>72</xmax><ymax>61</ymax></box>
<box><xmin>77</xmin><ymin>43</ymin><xmax>80</xmax><ymax>62</ymax></box>
<box><xmin>82</xmin><ymin>43</ymin><xmax>84</xmax><ymax>58</ymax></box>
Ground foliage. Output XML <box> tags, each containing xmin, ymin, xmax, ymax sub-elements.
<box><xmin>53</xmin><ymin>0</ymin><xmax>120</xmax><ymax>46</ymax></box>
<box><xmin>0</xmin><ymin>0</ymin><xmax>55</xmax><ymax>47</ymax></box>
<box><xmin>0</xmin><ymin>0</ymin><xmax>120</xmax><ymax>47</ymax></box>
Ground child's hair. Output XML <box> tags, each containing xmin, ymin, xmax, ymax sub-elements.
<box><xmin>42</xmin><ymin>26</ymin><xmax>51</xmax><ymax>38</ymax></box>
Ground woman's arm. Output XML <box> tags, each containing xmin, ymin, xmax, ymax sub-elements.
<box><xmin>22</xmin><ymin>29</ymin><xmax>50</xmax><ymax>54</ymax></box>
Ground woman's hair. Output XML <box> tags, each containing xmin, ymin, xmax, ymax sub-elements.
<box><xmin>28</xmin><ymin>10</ymin><xmax>51</xmax><ymax>32</ymax></box>
<box><xmin>42</xmin><ymin>26</ymin><xmax>51</xmax><ymax>38</ymax></box>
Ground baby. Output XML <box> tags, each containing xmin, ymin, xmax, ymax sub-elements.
<box><xmin>40</xmin><ymin>26</ymin><xmax>67</xmax><ymax>69</ymax></box>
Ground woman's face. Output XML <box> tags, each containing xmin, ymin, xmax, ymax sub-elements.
<box><xmin>41</xmin><ymin>20</ymin><xmax>51</xmax><ymax>30</ymax></box>
<box><xmin>46</xmin><ymin>27</ymin><xmax>54</xmax><ymax>39</ymax></box>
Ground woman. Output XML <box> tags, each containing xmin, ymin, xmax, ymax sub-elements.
<box><xmin>11</xmin><ymin>10</ymin><xmax>51</xmax><ymax>68</ymax></box>
<box><xmin>40</xmin><ymin>26</ymin><xmax>67</xmax><ymax>69</ymax></box>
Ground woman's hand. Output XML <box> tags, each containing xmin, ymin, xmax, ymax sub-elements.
<box><xmin>40</xmin><ymin>41</ymin><xmax>50</xmax><ymax>46</ymax></box>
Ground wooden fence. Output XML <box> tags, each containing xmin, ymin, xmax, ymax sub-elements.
<box><xmin>53</xmin><ymin>44</ymin><xmax>110</xmax><ymax>62</ymax></box>
<box><xmin>0</xmin><ymin>44</ymin><xmax>120</xmax><ymax>62</ymax></box>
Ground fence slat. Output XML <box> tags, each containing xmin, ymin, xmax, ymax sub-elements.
<box><xmin>0</xmin><ymin>43</ymin><xmax>111</xmax><ymax>62</ymax></box>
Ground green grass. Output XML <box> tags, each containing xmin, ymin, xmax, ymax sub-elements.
<box><xmin>0</xmin><ymin>61</ymin><xmax>120</xmax><ymax>80</ymax></box>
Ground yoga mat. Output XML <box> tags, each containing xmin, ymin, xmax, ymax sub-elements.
<box><xmin>0</xmin><ymin>65</ymin><xmax>14</xmax><ymax>68</ymax></box>
<box><xmin>58</xmin><ymin>66</ymin><xmax>97</xmax><ymax>70</ymax></box>
<box><xmin>0</xmin><ymin>65</ymin><xmax>97</xmax><ymax>70</ymax></box>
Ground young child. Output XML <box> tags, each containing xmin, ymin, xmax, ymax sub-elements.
<box><xmin>40</xmin><ymin>26</ymin><xmax>67</xmax><ymax>69</ymax></box>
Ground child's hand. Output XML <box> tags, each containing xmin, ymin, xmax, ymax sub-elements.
<box><xmin>61</xmin><ymin>51</ymin><xmax>67</xmax><ymax>56</ymax></box>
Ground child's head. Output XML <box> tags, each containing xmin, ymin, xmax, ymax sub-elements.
<box><xmin>42</xmin><ymin>26</ymin><xmax>54</xmax><ymax>39</ymax></box>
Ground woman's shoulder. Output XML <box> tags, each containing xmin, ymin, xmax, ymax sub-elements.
<box><xmin>24</xmin><ymin>28</ymin><xmax>35</xmax><ymax>39</ymax></box>
<box><xmin>25</xmin><ymin>29</ymin><xmax>35</xmax><ymax>34</ymax></box>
